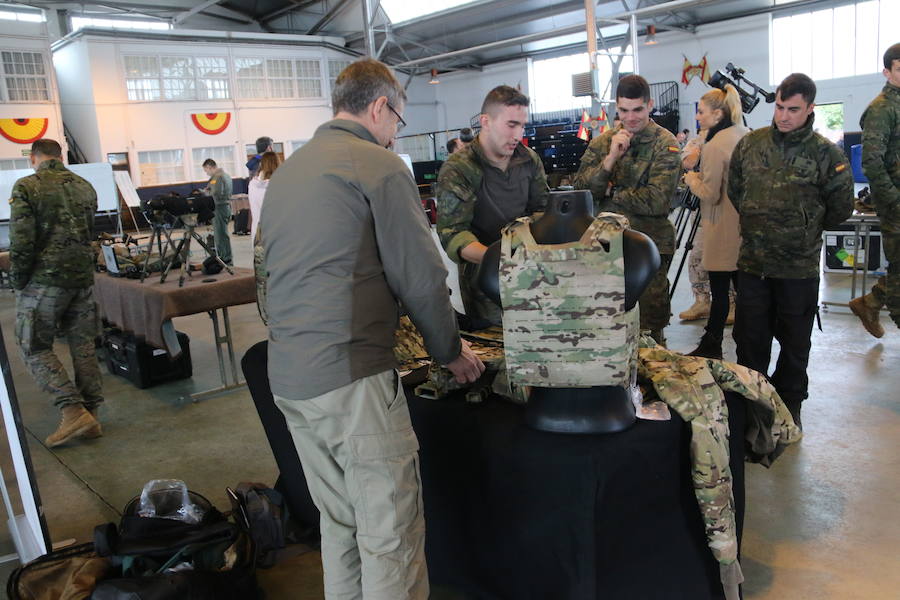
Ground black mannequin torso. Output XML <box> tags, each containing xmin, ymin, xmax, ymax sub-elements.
<box><xmin>476</xmin><ymin>190</ymin><xmax>660</xmax><ymax>433</ymax></box>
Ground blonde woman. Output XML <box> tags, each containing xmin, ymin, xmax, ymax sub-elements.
<box><xmin>683</xmin><ymin>85</ymin><xmax>748</xmax><ymax>358</ymax></box>
<box><xmin>248</xmin><ymin>151</ymin><xmax>280</xmax><ymax>242</ymax></box>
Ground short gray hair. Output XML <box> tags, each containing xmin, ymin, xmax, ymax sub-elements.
<box><xmin>332</xmin><ymin>58</ymin><xmax>407</xmax><ymax>116</ymax></box>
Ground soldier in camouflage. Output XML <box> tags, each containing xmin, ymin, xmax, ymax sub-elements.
<box><xmin>574</xmin><ymin>75</ymin><xmax>681</xmax><ymax>345</ymax></box>
<box><xmin>202</xmin><ymin>158</ymin><xmax>233</xmax><ymax>266</ymax></box>
<box><xmin>436</xmin><ymin>85</ymin><xmax>550</xmax><ymax>325</ymax></box>
<box><xmin>728</xmin><ymin>74</ymin><xmax>853</xmax><ymax>427</ymax></box>
<box><xmin>9</xmin><ymin>139</ymin><xmax>103</xmax><ymax>448</ymax></box>
<box><xmin>850</xmin><ymin>43</ymin><xmax>900</xmax><ymax>337</ymax></box>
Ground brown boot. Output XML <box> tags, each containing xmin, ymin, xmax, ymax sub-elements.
<box><xmin>678</xmin><ymin>298</ymin><xmax>710</xmax><ymax>321</ymax></box>
<box><xmin>849</xmin><ymin>295</ymin><xmax>884</xmax><ymax>338</ymax></box>
<box><xmin>725</xmin><ymin>304</ymin><xmax>735</xmax><ymax>326</ymax></box>
<box><xmin>83</xmin><ymin>407</ymin><xmax>103</xmax><ymax>439</ymax></box>
<box><xmin>45</xmin><ymin>405</ymin><xmax>100</xmax><ymax>448</ymax></box>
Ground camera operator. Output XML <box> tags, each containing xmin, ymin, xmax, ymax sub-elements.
<box><xmin>728</xmin><ymin>73</ymin><xmax>853</xmax><ymax>428</ymax></box>
<box><xmin>850</xmin><ymin>43</ymin><xmax>900</xmax><ymax>338</ymax></box>
<box><xmin>574</xmin><ymin>74</ymin><xmax>681</xmax><ymax>345</ymax></box>
<box><xmin>201</xmin><ymin>158</ymin><xmax>233</xmax><ymax>266</ymax></box>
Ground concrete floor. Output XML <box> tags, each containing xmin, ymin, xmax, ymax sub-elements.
<box><xmin>0</xmin><ymin>225</ymin><xmax>898</xmax><ymax>599</ymax></box>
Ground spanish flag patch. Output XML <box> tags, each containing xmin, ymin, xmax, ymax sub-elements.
<box><xmin>835</xmin><ymin>163</ymin><xmax>847</xmax><ymax>173</ymax></box>
<box><xmin>668</xmin><ymin>146</ymin><xmax>680</xmax><ymax>153</ymax></box>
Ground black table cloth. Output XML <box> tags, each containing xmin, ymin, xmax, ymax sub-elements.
<box><xmin>242</xmin><ymin>341</ymin><xmax>745</xmax><ymax>599</ymax></box>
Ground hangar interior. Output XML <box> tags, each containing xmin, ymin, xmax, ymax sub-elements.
<box><xmin>0</xmin><ymin>0</ymin><xmax>897</xmax><ymax>598</ymax></box>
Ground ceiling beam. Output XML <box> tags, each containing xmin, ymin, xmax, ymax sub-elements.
<box><xmin>171</xmin><ymin>0</ymin><xmax>223</xmax><ymax>25</ymax></box>
<box><xmin>259</xmin><ymin>0</ymin><xmax>324</xmax><ymax>24</ymax></box>
<box><xmin>307</xmin><ymin>0</ymin><xmax>355</xmax><ymax>35</ymax></box>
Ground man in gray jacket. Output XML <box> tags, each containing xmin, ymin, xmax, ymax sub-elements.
<box><xmin>261</xmin><ymin>58</ymin><xmax>483</xmax><ymax>600</ymax></box>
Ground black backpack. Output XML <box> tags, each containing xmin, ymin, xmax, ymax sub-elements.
<box><xmin>228</xmin><ymin>483</ymin><xmax>313</xmax><ymax>569</ymax></box>
<box><xmin>90</xmin><ymin>490</ymin><xmax>258</xmax><ymax>600</ymax></box>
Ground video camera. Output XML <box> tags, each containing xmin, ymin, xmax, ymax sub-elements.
<box><xmin>141</xmin><ymin>192</ymin><xmax>216</xmax><ymax>224</ymax></box>
<box><xmin>708</xmin><ymin>63</ymin><xmax>774</xmax><ymax>114</ymax></box>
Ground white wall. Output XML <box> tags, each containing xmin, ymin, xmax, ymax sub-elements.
<box><xmin>404</xmin><ymin>59</ymin><xmax>531</xmax><ymax>135</ymax></box>
<box><xmin>53</xmin><ymin>32</ymin><xmax>349</xmax><ymax>185</ymax></box>
<box><xmin>0</xmin><ymin>22</ymin><xmax>66</xmax><ymax>162</ymax></box>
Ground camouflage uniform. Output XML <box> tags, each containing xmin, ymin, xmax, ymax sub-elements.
<box><xmin>728</xmin><ymin>115</ymin><xmax>852</xmax><ymax>416</ymax></box>
<box><xmin>436</xmin><ymin>137</ymin><xmax>550</xmax><ymax>325</ymax></box>
<box><xmin>9</xmin><ymin>159</ymin><xmax>103</xmax><ymax>410</ymax></box>
<box><xmin>860</xmin><ymin>82</ymin><xmax>900</xmax><ymax>326</ymax></box>
<box><xmin>499</xmin><ymin>213</ymin><xmax>639</xmax><ymax>387</ymax></box>
<box><xmin>638</xmin><ymin>334</ymin><xmax>802</xmax><ymax>600</ymax></box>
<box><xmin>205</xmin><ymin>167</ymin><xmax>233</xmax><ymax>266</ymax></box>
<box><xmin>574</xmin><ymin>122</ymin><xmax>681</xmax><ymax>338</ymax></box>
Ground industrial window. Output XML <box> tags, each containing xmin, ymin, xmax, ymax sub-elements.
<box><xmin>296</xmin><ymin>59</ymin><xmax>322</xmax><ymax>98</ymax></box>
<box><xmin>0</xmin><ymin>158</ymin><xmax>30</xmax><ymax>170</ymax></box>
<box><xmin>235</xmin><ymin>57</ymin><xmax>266</xmax><ymax>99</ymax></box>
<box><xmin>191</xmin><ymin>146</ymin><xmax>235</xmax><ymax>182</ymax></box>
<box><xmin>288</xmin><ymin>140</ymin><xmax>306</xmax><ymax>157</ymax></box>
<box><xmin>771</xmin><ymin>0</ymin><xmax>900</xmax><ymax>84</ymax></box>
<box><xmin>0</xmin><ymin>9</ymin><xmax>44</xmax><ymax>23</ymax></box>
<box><xmin>138</xmin><ymin>149</ymin><xmax>184</xmax><ymax>185</ymax></box>
<box><xmin>267</xmin><ymin>59</ymin><xmax>295</xmax><ymax>98</ymax></box>
<box><xmin>195</xmin><ymin>57</ymin><xmax>230</xmax><ymax>100</ymax></box>
<box><xmin>124</xmin><ymin>55</ymin><xmax>230</xmax><ymax>101</ymax></box>
<box><xmin>70</xmin><ymin>16</ymin><xmax>170</xmax><ymax>32</ymax></box>
<box><xmin>1</xmin><ymin>50</ymin><xmax>50</xmax><ymax>102</ymax></box>
<box><xmin>328</xmin><ymin>59</ymin><xmax>352</xmax><ymax>91</ymax></box>
<box><xmin>530</xmin><ymin>48</ymin><xmax>633</xmax><ymax>114</ymax></box>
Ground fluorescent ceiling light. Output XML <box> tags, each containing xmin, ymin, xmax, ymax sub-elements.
<box><xmin>380</xmin><ymin>0</ymin><xmax>482</xmax><ymax>25</ymax></box>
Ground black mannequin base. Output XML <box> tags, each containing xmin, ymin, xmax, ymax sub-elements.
<box><xmin>526</xmin><ymin>385</ymin><xmax>636</xmax><ymax>434</ymax></box>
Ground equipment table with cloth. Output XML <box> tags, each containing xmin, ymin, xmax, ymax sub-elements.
<box><xmin>93</xmin><ymin>268</ymin><xmax>256</xmax><ymax>400</ymax></box>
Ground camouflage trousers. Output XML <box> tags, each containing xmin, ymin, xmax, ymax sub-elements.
<box><xmin>213</xmin><ymin>201</ymin><xmax>233</xmax><ymax>266</ymax></box>
<box><xmin>869</xmin><ymin>230</ymin><xmax>900</xmax><ymax>327</ymax></box>
<box><xmin>15</xmin><ymin>283</ymin><xmax>103</xmax><ymax>410</ymax></box>
<box><xmin>688</xmin><ymin>225</ymin><xmax>710</xmax><ymax>301</ymax></box>
<box><xmin>640</xmin><ymin>253</ymin><xmax>673</xmax><ymax>332</ymax></box>
<box><xmin>458</xmin><ymin>261</ymin><xmax>501</xmax><ymax>326</ymax></box>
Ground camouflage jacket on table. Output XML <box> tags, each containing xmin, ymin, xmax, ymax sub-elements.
<box><xmin>573</xmin><ymin>121</ymin><xmax>680</xmax><ymax>254</ymax></box>
<box><xmin>8</xmin><ymin>159</ymin><xmax>98</xmax><ymax>290</ymax></box>
<box><xmin>860</xmin><ymin>82</ymin><xmax>900</xmax><ymax>233</ymax></box>
<box><xmin>638</xmin><ymin>334</ymin><xmax>802</xmax><ymax>600</ymax></box>
<box><xmin>436</xmin><ymin>137</ymin><xmax>549</xmax><ymax>262</ymax></box>
<box><xmin>499</xmin><ymin>213</ymin><xmax>639</xmax><ymax>388</ymax></box>
<box><xmin>728</xmin><ymin>114</ymin><xmax>853</xmax><ymax>278</ymax></box>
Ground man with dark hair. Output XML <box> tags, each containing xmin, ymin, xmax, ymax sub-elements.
<box><xmin>261</xmin><ymin>57</ymin><xmax>483</xmax><ymax>599</ymax></box>
<box><xmin>446</xmin><ymin>137</ymin><xmax>462</xmax><ymax>155</ymax></box>
<box><xmin>436</xmin><ymin>84</ymin><xmax>550</xmax><ymax>324</ymax></box>
<box><xmin>202</xmin><ymin>158</ymin><xmax>233</xmax><ymax>265</ymax></box>
<box><xmin>574</xmin><ymin>74</ymin><xmax>681</xmax><ymax>345</ymax></box>
<box><xmin>728</xmin><ymin>73</ymin><xmax>853</xmax><ymax>427</ymax></box>
<box><xmin>850</xmin><ymin>42</ymin><xmax>900</xmax><ymax>338</ymax></box>
<box><xmin>246</xmin><ymin>135</ymin><xmax>273</xmax><ymax>177</ymax></box>
<box><xmin>9</xmin><ymin>138</ymin><xmax>103</xmax><ymax>447</ymax></box>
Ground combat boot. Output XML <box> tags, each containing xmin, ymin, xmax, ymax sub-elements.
<box><xmin>783</xmin><ymin>399</ymin><xmax>802</xmax><ymax>431</ymax></box>
<box><xmin>687</xmin><ymin>331</ymin><xmax>723</xmax><ymax>360</ymax></box>
<box><xmin>678</xmin><ymin>298</ymin><xmax>710</xmax><ymax>321</ymax></box>
<box><xmin>849</xmin><ymin>295</ymin><xmax>884</xmax><ymax>338</ymax></box>
<box><xmin>45</xmin><ymin>405</ymin><xmax>100</xmax><ymax>448</ymax></box>
<box><xmin>83</xmin><ymin>406</ymin><xmax>103</xmax><ymax>439</ymax></box>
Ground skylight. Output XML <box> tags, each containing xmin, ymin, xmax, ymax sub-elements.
<box><xmin>380</xmin><ymin>0</ymin><xmax>483</xmax><ymax>25</ymax></box>
<box><xmin>70</xmin><ymin>16</ymin><xmax>171</xmax><ymax>33</ymax></box>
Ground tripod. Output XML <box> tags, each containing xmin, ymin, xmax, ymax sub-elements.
<box><xmin>668</xmin><ymin>186</ymin><xmax>702</xmax><ymax>301</ymax></box>
<box><xmin>159</xmin><ymin>214</ymin><xmax>233</xmax><ymax>287</ymax></box>
<box><xmin>139</xmin><ymin>219</ymin><xmax>182</xmax><ymax>283</ymax></box>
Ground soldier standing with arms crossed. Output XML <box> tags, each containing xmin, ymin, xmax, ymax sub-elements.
<box><xmin>9</xmin><ymin>139</ymin><xmax>103</xmax><ymax>447</ymax></box>
<box><xmin>202</xmin><ymin>158</ymin><xmax>233</xmax><ymax>266</ymax></box>
<box><xmin>728</xmin><ymin>73</ymin><xmax>853</xmax><ymax>428</ymax></box>
<box><xmin>437</xmin><ymin>85</ymin><xmax>550</xmax><ymax>326</ymax></box>
<box><xmin>575</xmin><ymin>74</ymin><xmax>681</xmax><ymax>345</ymax></box>
<box><xmin>850</xmin><ymin>43</ymin><xmax>900</xmax><ymax>338</ymax></box>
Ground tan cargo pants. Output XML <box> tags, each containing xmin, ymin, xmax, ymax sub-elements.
<box><xmin>274</xmin><ymin>370</ymin><xmax>428</xmax><ymax>600</ymax></box>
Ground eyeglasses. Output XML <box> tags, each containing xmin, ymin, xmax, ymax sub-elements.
<box><xmin>387</xmin><ymin>103</ymin><xmax>407</xmax><ymax>132</ymax></box>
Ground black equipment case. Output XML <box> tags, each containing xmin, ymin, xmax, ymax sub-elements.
<box><xmin>104</xmin><ymin>328</ymin><xmax>193</xmax><ymax>389</ymax></box>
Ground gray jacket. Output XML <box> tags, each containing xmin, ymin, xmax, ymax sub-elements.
<box><xmin>261</xmin><ymin>119</ymin><xmax>461</xmax><ymax>400</ymax></box>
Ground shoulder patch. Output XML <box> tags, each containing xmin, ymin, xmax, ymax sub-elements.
<box><xmin>667</xmin><ymin>146</ymin><xmax>680</xmax><ymax>153</ymax></box>
<box><xmin>210</xmin><ymin>179</ymin><xmax>217</xmax><ymax>184</ymax></box>
<box><xmin>835</xmin><ymin>163</ymin><xmax>847</xmax><ymax>173</ymax></box>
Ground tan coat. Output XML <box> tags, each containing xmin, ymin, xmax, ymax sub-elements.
<box><xmin>686</xmin><ymin>124</ymin><xmax>749</xmax><ymax>272</ymax></box>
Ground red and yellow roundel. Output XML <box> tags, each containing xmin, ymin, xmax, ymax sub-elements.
<box><xmin>191</xmin><ymin>112</ymin><xmax>231</xmax><ymax>135</ymax></box>
<box><xmin>0</xmin><ymin>118</ymin><xmax>49</xmax><ymax>144</ymax></box>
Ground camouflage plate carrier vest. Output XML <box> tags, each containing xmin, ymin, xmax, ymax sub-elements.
<box><xmin>499</xmin><ymin>212</ymin><xmax>639</xmax><ymax>388</ymax></box>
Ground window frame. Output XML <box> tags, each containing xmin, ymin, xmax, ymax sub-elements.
<box><xmin>0</xmin><ymin>48</ymin><xmax>52</xmax><ymax>103</ymax></box>
<box><xmin>123</xmin><ymin>53</ymin><xmax>232</xmax><ymax>102</ymax></box>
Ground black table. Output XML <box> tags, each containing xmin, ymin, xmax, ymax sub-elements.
<box><xmin>242</xmin><ymin>342</ymin><xmax>745</xmax><ymax>599</ymax></box>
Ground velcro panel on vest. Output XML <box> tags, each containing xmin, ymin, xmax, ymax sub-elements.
<box><xmin>499</xmin><ymin>213</ymin><xmax>639</xmax><ymax>388</ymax></box>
